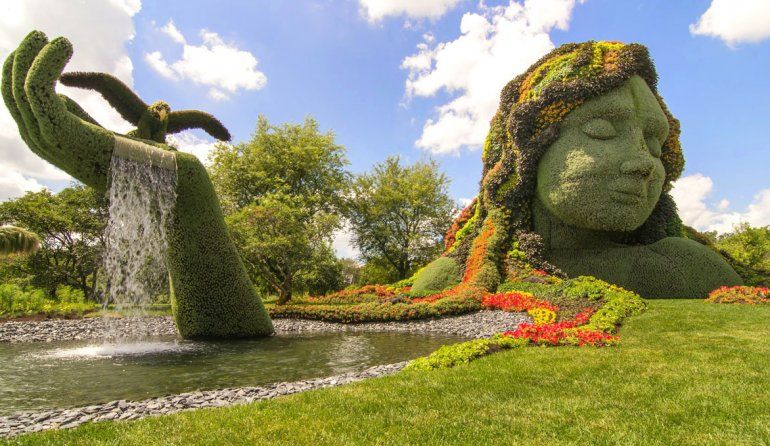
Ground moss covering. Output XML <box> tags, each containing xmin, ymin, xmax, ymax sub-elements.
<box><xmin>410</xmin><ymin>256</ymin><xmax>461</xmax><ymax>294</ymax></box>
<box><xmin>432</xmin><ymin>41</ymin><xmax>740</xmax><ymax>298</ymax></box>
<box><xmin>2</xmin><ymin>31</ymin><xmax>272</xmax><ymax>338</ymax></box>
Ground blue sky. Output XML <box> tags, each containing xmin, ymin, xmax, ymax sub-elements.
<box><xmin>1</xmin><ymin>0</ymin><xmax>769</xmax><ymax>246</ymax></box>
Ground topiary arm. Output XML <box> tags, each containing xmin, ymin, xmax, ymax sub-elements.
<box><xmin>0</xmin><ymin>226</ymin><xmax>40</xmax><ymax>256</ymax></box>
<box><xmin>59</xmin><ymin>71</ymin><xmax>146</xmax><ymax>125</ymax></box>
<box><xmin>167</xmin><ymin>110</ymin><xmax>231</xmax><ymax>141</ymax></box>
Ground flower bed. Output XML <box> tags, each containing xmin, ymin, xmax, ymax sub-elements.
<box><xmin>705</xmin><ymin>286</ymin><xmax>769</xmax><ymax>305</ymax></box>
<box><xmin>405</xmin><ymin>276</ymin><xmax>645</xmax><ymax>371</ymax></box>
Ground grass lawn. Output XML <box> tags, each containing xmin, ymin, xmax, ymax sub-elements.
<box><xmin>8</xmin><ymin>300</ymin><xmax>770</xmax><ymax>445</ymax></box>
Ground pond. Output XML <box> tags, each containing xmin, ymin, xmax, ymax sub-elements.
<box><xmin>0</xmin><ymin>332</ymin><xmax>464</xmax><ymax>415</ymax></box>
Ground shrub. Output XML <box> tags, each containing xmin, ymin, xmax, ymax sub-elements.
<box><xmin>706</xmin><ymin>286</ymin><xmax>769</xmax><ymax>304</ymax></box>
<box><xmin>410</xmin><ymin>257</ymin><xmax>461</xmax><ymax>294</ymax></box>
<box><xmin>0</xmin><ymin>284</ymin><xmax>96</xmax><ymax>317</ymax></box>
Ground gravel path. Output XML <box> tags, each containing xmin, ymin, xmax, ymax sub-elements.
<box><xmin>1</xmin><ymin>311</ymin><xmax>528</xmax><ymax>343</ymax></box>
<box><xmin>0</xmin><ymin>310</ymin><xmax>528</xmax><ymax>437</ymax></box>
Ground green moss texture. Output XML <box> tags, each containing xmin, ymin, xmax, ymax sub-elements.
<box><xmin>431</xmin><ymin>41</ymin><xmax>740</xmax><ymax>298</ymax></box>
<box><xmin>2</xmin><ymin>31</ymin><xmax>272</xmax><ymax>338</ymax></box>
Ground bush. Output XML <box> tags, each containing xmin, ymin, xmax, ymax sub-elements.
<box><xmin>410</xmin><ymin>257</ymin><xmax>461</xmax><ymax>294</ymax></box>
<box><xmin>269</xmin><ymin>293</ymin><xmax>481</xmax><ymax>323</ymax></box>
<box><xmin>706</xmin><ymin>286</ymin><xmax>769</xmax><ymax>304</ymax></box>
<box><xmin>0</xmin><ymin>284</ymin><xmax>96</xmax><ymax>317</ymax></box>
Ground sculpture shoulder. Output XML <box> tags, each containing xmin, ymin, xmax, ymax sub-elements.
<box><xmin>643</xmin><ymin>237</ymin><xmax>742</xmax><ymax>295</ymax></box>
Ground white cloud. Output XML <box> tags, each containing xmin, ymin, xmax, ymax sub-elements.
<box><xmin>145</xmin><ymin>22</ymin><xmax>267</xmax><ymax>101</ymax></box>
<box><xmin>0</xmin><ymin>0</ymin><xmax>139</xmax><ymax>201</ymax></box>
<box><xmin>359</xmin><ymin>0</ymin><xmax>463</xmax><ymax>22</ymax></box>
<box><xmin>402</xmin><ymin>0</ymin><xmax>584</xmax><ymax>154</ymax></box>
<box><xmin>161</xmin><ymin>19</ymin><xmax>186</xmax><ymax>44</ymax></box>
<box><xmin>166</xmin><ymin>131</ymin><xmax>220</xmax><ymax>165</ymax></box>
<box><xmin>690</xmin><ymin>0</ymin><xmax>770</xmax><ymax>46</ymax></box>
<box><xmin>0</xmin><ymin>170</ymin><xmax>45</xmax><ymax>201</ymax></box>
<box><xmin>671</xmin><ymin>173</ymin><xmax>770</xmax><ymax>234</ymax></box>
<box><xmin>144</xmin><ymin>51</ymin><xmax>175</xmax><ymax>79</ymax></box>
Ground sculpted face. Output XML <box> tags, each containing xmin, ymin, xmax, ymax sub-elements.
<box><xmin>535</xmin><ymin>75</ymin><xmax>669</xmax><ymax>232</ymax></box>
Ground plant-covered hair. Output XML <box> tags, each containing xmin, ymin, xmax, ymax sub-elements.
<box><xmin>446</xmin><ymin>41</ymin><xmax>685</xmax><ymax>286</ymax></box>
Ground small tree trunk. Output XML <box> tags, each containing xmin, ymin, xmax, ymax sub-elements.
<box><xmin>276</xmin><ymin>275</ymin><xmax>293</xmax><ymax>305</ymax></box>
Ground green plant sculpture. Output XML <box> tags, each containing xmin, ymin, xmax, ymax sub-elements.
<box><xmin>411</xmin><ymin>41</ymin><xmax>741</xmax><ymax>299</ymax></box>
<box><xmin>2</xmin><ymin>31</ymin><xmax>273</xmax><ymax>338</ymax></box>
<box><xmin>0</xmin><ymin>226</ymin><xmax>39</xmax><ymax>256</ymax></box>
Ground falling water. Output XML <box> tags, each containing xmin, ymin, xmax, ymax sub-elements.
<box><xmin>102</xmin><ymin>155</ymin><xmax>177</xmax><ymax>338</ymax></box>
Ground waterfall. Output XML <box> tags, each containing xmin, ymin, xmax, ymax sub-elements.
<box><xmin>102</xmin><ymin>155</ymin><xmax>177</xmax><ymax>338</ymax></box>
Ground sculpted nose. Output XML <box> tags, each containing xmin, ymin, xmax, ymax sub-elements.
<box><xmin>620</xmin><ymin>156</ymin><xmax>654</xmax><ymax>177</ymax></box>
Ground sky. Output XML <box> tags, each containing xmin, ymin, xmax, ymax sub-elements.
<box><xmin>1</xmin><ymin>0</ymin><xmax>769</xmax><ymax>259</ymax></box>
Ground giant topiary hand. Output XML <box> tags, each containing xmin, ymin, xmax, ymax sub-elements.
<box><xmin>2</xmin><ymin>31</ymin><xmax>274</xmax><ymax>338</ymax></box>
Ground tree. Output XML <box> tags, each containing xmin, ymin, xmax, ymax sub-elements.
<box><xmin>0</xmin><ymin>185</ymin><xmax>108</xmax><ymax>299</ymax></box>
<box><xmin>209</xmin><ymin>115</ymin><xmax>351</xmax><ymax>303</ymax></box>
<box><xmin>226</xmin><ymin>193</ymin><xmax>338</xmax><ymax>304</ymax></box>
<box><xmin>717</xmin><ymin>223</ymin><xmax>770</xmax><ymax>271</ymax></box>
<box><xmin>346</xmin><ymin>156</ymin><xmax>455</xmax><ymax>280</ymax></box>
<box><xmin>209</xmin><ymin>115</ymin><xmax>350</xmax><ymax>215</ymax></box>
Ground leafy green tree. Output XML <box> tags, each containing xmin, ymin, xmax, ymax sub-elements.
<box><xmin>209</xmin><ymin>115</ymin><xmax>350</xmax><ymax>215</ymax></box>
<box><xmin>0</xmin><ymin>185</ymin><xmax>108</xmax><ymax>299</ymax></box>
<box><xmin>226</xmin><ymin>193</ymin><xmax>339</xmax><ymax>304</ymax></box>
<box><xmin>346</xmin><ymin>156</ymin><xmax>455</xmax><ymax>280</ymax></box>
<box><xmin>717</xmin><ymin>223</ymin><xmax>770</xmax><ymax>271</ymax></box>
<box><xmin>209</xmin><ymin>116</ymin><xmax>351</xmax><ymax>303</ymax></box>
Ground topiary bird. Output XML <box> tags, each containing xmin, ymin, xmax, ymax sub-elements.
<box><xmin>59</xmin><ymin>71</ymin><xmax>231</xmax><ymax>144</ymax></box>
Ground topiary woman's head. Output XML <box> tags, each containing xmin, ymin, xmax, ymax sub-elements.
<box><xmin>481</xmin><ymin>41</ymin><xmax>684</xmax><ymax>245</ymax></box>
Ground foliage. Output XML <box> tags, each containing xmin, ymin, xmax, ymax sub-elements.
<box><xmin>0</xmin><ymin>283</ymin><xmax>97</xmax><ymax>317</ymax></box>
<box><xmin>410</xmin><ymin>256</ymin><xmax>460</xmax><ymax>294</ymax></box>
<box><xmin>267</xmin><ymin>294</ymin><xmax>481</xmax><ymax>323</ymax></box>
<box><xmin>210</xmin><ymin>115</ymin><xmax>350</xmax><ymax>215</ymax></box>
<box><xmin>226</xmin><ymin>193</ymin><xmax>340</xmax><ymax>304</ymax></box>
<box><xmin>0</xmin><ymin>186</ymin><xmax>107</xmax><ymax>299</ymax></box>
<box><xmin>706</xmin><ymin>286</ymin><xmax>769</xmax><ymax>305</ymax></box>
<box><xmin>356</xmin><ymin>256</ymin><xmax>401</xmax><ymax>286</ymax></box>
<box><xmin>210</xmin><ymin>115</ymin><xmax>350</xmax><ymax>303</ymax></box>
<box><xmin>406</xmin><ymin>275</ymin><xmax>644</xmax><ymax>371</ymax></box>
<box><xmin>346</xmin><ymin>156</ymin><xmax>455</xmax><ymax>280</ymax></box>
<box><xmin>404</xmin><ymin>338</ymin><xmax>501</xmax><ymax>371</ymax></box>
<box><xmin>0</xmin><ymin>226</ymin><xmax>39</xmax><ymax>255</ymax></box>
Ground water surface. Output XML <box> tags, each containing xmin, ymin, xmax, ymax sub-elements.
<box><xmin>0</xmin><ymin>332</ymin><xmax>463</xmax><ymax>415</ymax></box>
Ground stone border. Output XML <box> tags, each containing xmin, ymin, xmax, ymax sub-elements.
<box><xmin>1</xmin><ymin>311</ymin><xmax>529</xmax><ymax>343</ymax></box>
<box><xmin>0</xmin><ymin>362</ymin><xmax>407</xmax><ymax>438</ymax></box>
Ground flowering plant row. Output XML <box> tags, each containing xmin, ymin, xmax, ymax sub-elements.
<box><xmin>405</xmin><ymin>276</ymin><xmax>645</xmax><ymax>371</ymax></box>
<box><xmin>706</xmin><ymin>286</ymin><xmax>769</xmax><ymax>305</ymax></box>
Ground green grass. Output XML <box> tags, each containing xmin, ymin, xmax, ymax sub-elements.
<box><xmin>8</xmin><ymin>300</ymin><xmax>770</xmax><ymax>445</ymax></box>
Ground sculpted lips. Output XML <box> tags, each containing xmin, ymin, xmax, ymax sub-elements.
<box><xmin>609</xmin><ymin>180</ymin><xmax>648</xmax><ymax>203</ymax></box>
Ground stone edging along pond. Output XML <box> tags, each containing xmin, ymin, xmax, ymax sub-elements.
<box><xmin>0</xmin><ymin>311</ymin><xmax>529</xmax><ymax>437</ymax></box>
<box><xmin>0</xmin><ymin>362</ymin><xmax>408</xmax><ymax>438</ymax></box>
<box><xmin>0</xmin><ymin>310</ymin><xmax>529</xmax><ymax>343</ymax></box>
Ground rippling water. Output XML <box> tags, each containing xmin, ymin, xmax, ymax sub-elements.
<box><xmin>0</xmin><ymin>332</ymin><xmax>464</xmax><ymax>415</ymax></box>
